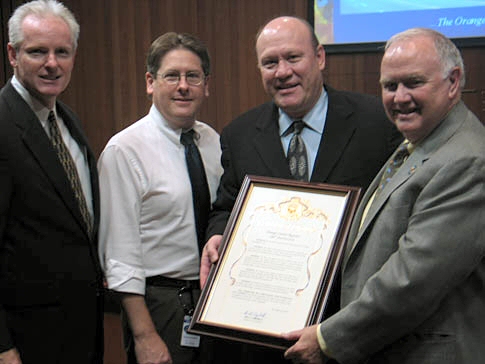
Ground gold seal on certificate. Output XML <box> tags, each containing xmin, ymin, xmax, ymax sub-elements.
<box><xmin>189</xmin><ymin>175</ymin><xmax>361</xmax><ymax>349</ymax></box>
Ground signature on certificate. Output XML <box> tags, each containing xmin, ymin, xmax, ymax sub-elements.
<box><xmin>243</xmin><ymin>310</ymin><xmax>267</xmax><ymax>322</ymax></box>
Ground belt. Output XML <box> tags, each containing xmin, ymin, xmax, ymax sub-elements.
<box><xmin>146</xmin><ymin>275</ymin><xmax>199</xmax><ymax>289</ymax></box>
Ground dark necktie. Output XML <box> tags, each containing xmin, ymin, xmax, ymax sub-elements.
<box><xmin>48</xmin><ymin>111</ymin><xmax>93</xmax><ymax>236</ymax></box>
<box><xmin>374</xmin><ymin>140</ymin><xmax>410</xmax><ymax>199</ymax></box>
<box><xmin>180</xmin><ymin>129</ymin><xmax>211</xmax><ymax>254</ymax></box>
<box><xmin>286</xmin><ymin>120</ymin><xmax>309</xmax><ymax>181</ymax></box>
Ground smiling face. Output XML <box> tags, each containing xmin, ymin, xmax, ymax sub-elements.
<box><xmin>8</xmin><ymin>14</ymin><xmax>76</xmax><ymax>109</ymax></box>
<box><xmin>146</xmin><ymin>48</ymin><xmax>209</xmax><ymax>130</ymax></box>
<box><xmin>256</xmin><ymin>17</ymin><xmax>325</xmax><ymax>119</ymax></box>
<box><xmin>380</xmin><ymin>35</ymin><xmax>461</xmax><ymax>143</ymax></box>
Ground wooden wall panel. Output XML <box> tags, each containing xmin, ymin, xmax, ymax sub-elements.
<box><xmin>54</xmin><ymin>0</ymin><xmax>308</xmax><ymax>156</ymax></box>
<box><xmin>324</xmin><ymin>46</ymin><xmax>485</xmax><ymax>123</ymax></box>
<box><xmin>460</xmin><ymin>47</ymin><xmax>485</xmax><ymax>123</ymax></box>
<box><xmin>2</xmin><ymin>1</ymin><xmax>484</xmax><ymax>157</ymax></box>
<box><xmin>0</xmin><ymin>2</ymin><xmax>8</xmax><ymax>87</ymax></box>
<box><xmin>1</xmin><ymin>0</ymin><xmax>22</xmax><ymax>86</ymax></box>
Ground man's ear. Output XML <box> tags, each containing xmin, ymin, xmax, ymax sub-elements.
<box><xmin>7</xmin><ymin>44</ymin><xmax>18</xmax><ymax>68</ymax></box>
<box><xmin>316</xmin><ymin>44</ymin><xmax>326</xmax><ymax>72</ymax></box>
<box><xmin>204</xmin><ymin>75</ymin><xmax>210</xmax><ymax>97</ymax></box>
<box><xmin>448</xmin><ymin>67</ymin><xmax>461</xmax><ymax>97</ymax></box>
<box><xmin>146</xmin><ymin>72</ymin><xmax>155</xmax><ymax>96</ymax></box>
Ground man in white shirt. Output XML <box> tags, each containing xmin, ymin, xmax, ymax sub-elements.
<box><xmin>98</xmin><ymin>32</ymin><xmax>222</xmax><ymax>364</ymax></box>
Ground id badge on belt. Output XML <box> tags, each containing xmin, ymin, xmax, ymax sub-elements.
<box><xmin>178</xmin><ymin>286</ymin><xmax>200</xmax><ymax>348</ymax></box>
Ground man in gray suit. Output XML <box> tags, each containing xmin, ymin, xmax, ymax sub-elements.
<box><xmin>283</xmin><ymin>28</ymin><xmax>485</xmax><ymax>364</ymax></box>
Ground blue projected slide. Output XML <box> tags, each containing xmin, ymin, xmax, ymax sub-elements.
<box><xmin>314</xmin><ymin>0</ymin><xmax>485</xmax><ymax>46</ymax></box>
<box><xmin>340</xmin><ymin>0</ymin><xmax>483</xmax><ymax>15</ymax></box>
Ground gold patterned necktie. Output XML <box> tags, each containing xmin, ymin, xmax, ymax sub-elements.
<box><xmin>48</xmin><ymin>111</ymin><xmax>93</xmax><ymax>236</ymax></box>
<box><xmin>286</xmin><ymin>120</ymin><xmax>309</xmax><ymax>181</ymax></box>
<box><xmin>374</xmin><ymin>140</ymin><xmax>410</xmax><ymax>199</ymax></box>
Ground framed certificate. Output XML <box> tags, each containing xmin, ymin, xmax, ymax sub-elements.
<box><xmin>189</xmin><ymin>175</ymin><xmax>361</xmax><ymax>349</ymax></box>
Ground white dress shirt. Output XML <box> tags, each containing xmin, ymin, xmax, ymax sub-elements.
<box><xmin>98</xmin><ymin>104</ymin><xmax>223</xmax><ymax>295</ymax></box>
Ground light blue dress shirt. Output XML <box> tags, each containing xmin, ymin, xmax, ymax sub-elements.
<box><xmin>279</xmin><ymin>87</ymin><xmax>328</xmax><ymax>177</ymax></box>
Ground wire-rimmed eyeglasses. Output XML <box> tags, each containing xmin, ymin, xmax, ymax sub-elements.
<box><xmin>156</xmin><ymin>71</ymin><xmax>205</xmax><ymax>86</ymax></box>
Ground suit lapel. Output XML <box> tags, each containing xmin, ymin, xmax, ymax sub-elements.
<box><xmin>56</xmin><ymin>103</ymin><xmax>98</xmax><ymax>235</ymax></box>
<box><xmin>57</xmin><ymin>104</ymin><xmax>102</xmax><ymax>273</ymax></box>
<box><xmin>311</xmin><ymin>87</ymin><xmax>356</xmax><ymax>182</ymax></box>
<box><xmin>4</xmin><ymin>83</ymin><xmax>89</xmax><ymax>236</ymax></box>
<box><xmin>343</xmin><ymin>151</ymin><xmax>421</xmax><ymax>266</ymax></box>
<box><xmin>343</xmin><ymin>102</ymin><xmax>467</xmax><ymax>267</ymax></box>
<box><xmin>58</xmin><ymin>105</ymin><xmax>87</xmax><ymax>150</ymax></box>
<box><xmin>250</xmin><ymin>90</ymin><xmax>359</xmax><ymax>182</ymax></box>
<box><xmin>252</xmin><ymin>103</ymin><xmax>293</xmax><ymax>179</ymax></box>
<box><xmin>23</xmin><ymin>120</ymin><xmax>88</xmax><ymax>235</ymax></box>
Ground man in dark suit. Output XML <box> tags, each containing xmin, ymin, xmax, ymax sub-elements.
<box><xmin>284</xmin><ymin>28</ymin><xmax>485</xmax><ymax>364</ymax></box>
<box><xmin>0</xmin><ymin>1</ymin><xmax>103</xmax><ymax>363</ymax></box>
<box><xmin>199</xmin><ymin>16</ymin><xmax>401</xmax><ymax>364</ymax></box>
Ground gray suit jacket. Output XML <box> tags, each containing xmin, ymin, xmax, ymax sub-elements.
<box><xmin>321</xmin><ymin>101</ymin><xmax>485</xmax><ymax>364</ymax></box>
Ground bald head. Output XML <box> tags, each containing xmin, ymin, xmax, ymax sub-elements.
<box><xmin>256</xmin><ymin>16</ymin><xmax>319</xmax><ymax>56</ymax></box>
<box><xmin>254</xmin><ymin>16</ymin><xmax>325</xmax><ymax>119</ymax></box>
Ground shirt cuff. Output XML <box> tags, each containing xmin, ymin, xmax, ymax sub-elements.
<box><xmin>316</xmin><ymin>323</ymin><xmax>332</xmax><ymax>357</ymax></box>
<box><xmin>105</xmin><ymin>259</ymin><xmax>145</xmax><ymax>294</ymax></box>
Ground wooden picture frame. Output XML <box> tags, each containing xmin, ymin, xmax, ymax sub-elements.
<box><xmin>189</xmin><ymin>175</ymin><xmax>361</xmax><ymax>349</ymax></box>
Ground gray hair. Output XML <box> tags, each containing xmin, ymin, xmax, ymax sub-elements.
<box><xmin>8</xmin><ymin>0</ymin><xmax>80</xmax><ymax>50</ymax></box>
<box><xmin>385</xmin><ymin>28</ymin><xmax>465</xmax><ymax>88</ymax></box>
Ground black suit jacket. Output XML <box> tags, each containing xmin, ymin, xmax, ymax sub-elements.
<box><xmin>205</xmin><ymin>85</ymin><xmax>402</xmax><ymax>364</ymax></box>
<box><xmin>0</xmin><ymin>80</ymin><xmax>103</xmax><ymax>363</ymax></box>
<box><xmin>208</xmin><ymin>85</ymin><xmax>403</xmax><ymax>237</ymax></box>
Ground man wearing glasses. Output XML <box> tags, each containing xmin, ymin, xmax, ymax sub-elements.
<box><xmin>98</xmin><ymin>32</ymin><xmax>222</xmax><ymax>364</ymax></box>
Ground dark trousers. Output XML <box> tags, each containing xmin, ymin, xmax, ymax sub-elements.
<box><xmin>123</xmin><ymin>284</ymin><xmax>202</xmax><ymax>364</ymax></box>
<box><xmin>203</xmin><ymin>338</ymin><xmax>290</xmax><ymax>364</ymax></box>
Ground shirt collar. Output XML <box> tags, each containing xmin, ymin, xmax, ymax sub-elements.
<box><xmin>279</xmin><ymin>87</ymin><xmax>328</xmax><ymax>136</ymax></box>
<box><xmin>149</xmin><ymin>104</ymin><xmax>199</xmax><ymax>146</ymax></box>
<box><xmin>405</xmin><ymin>139</ymin><xmax>415</xmax><ymax>155</ymax></box>
<box><xmin>11</xmin><ymin>75</ymin><xmax>53</xmax><ymax>125</ymax></box>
